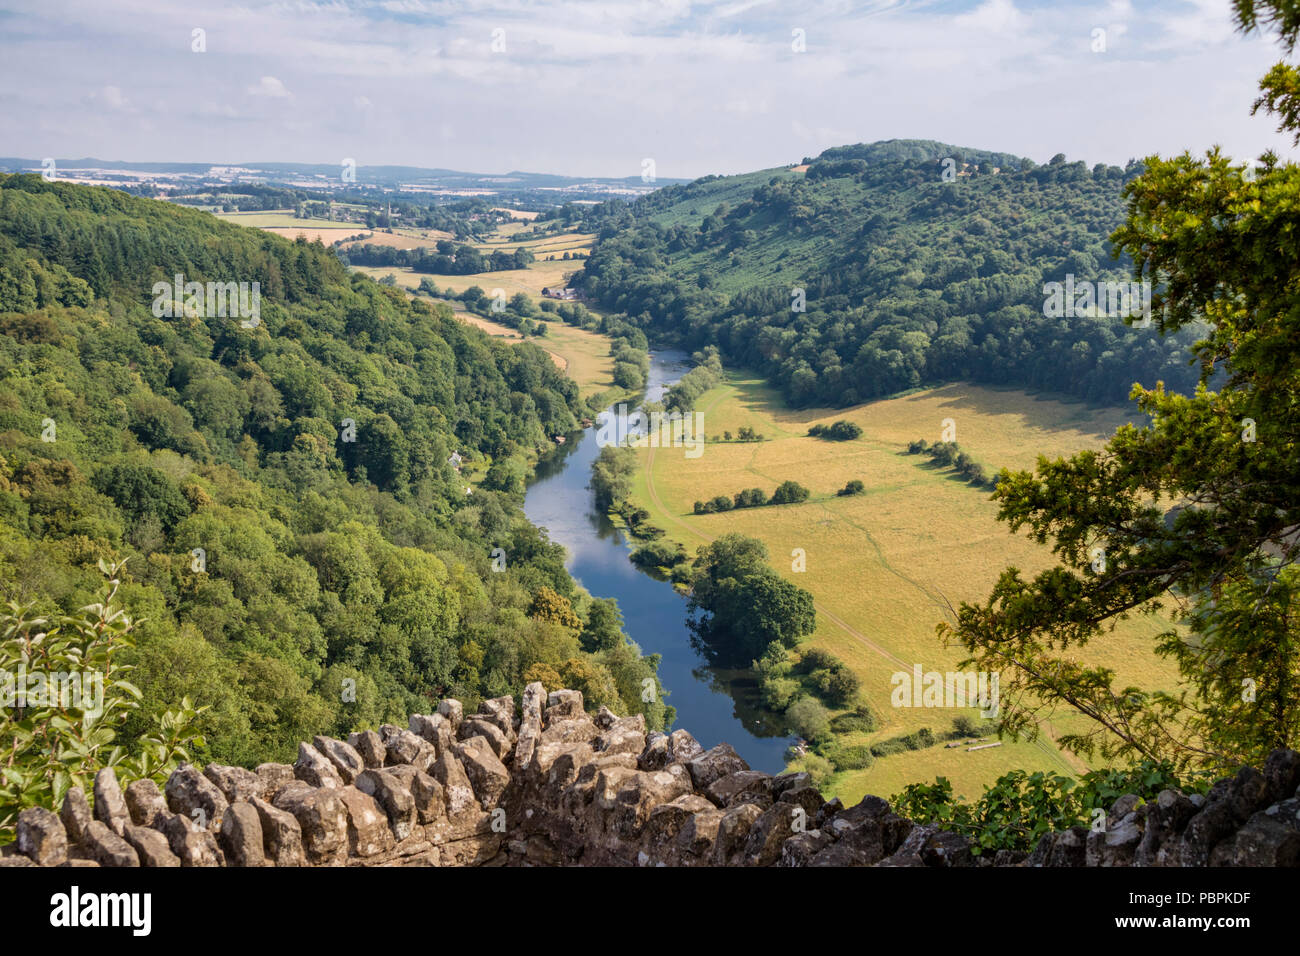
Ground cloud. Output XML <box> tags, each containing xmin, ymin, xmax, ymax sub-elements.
<box><xmin>90</xmin><ymin>85</ymin><xmax>133</xmax><ymax>112</ymax></box>
<box><xmin>247</xmin><ymin>75</ymin><xmax>292</xmax><ymax>98</ymax></box>
<box><xmin>0</xmin><ymin>0</ymin><xmax>1295</xmax><ymax>176</ymax></box>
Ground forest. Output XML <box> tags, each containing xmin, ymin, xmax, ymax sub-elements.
<box><xmin>341</xmin><ymin>238</ymin><xmax>534</xmax><ymax>275</ymax></box>
<box><xmin>0</xmin><ymin>173</ymin><xmax>671</xmax><ymax>784</ymax></box>
<box><xmin>573</xmin><ymin>140</ymin><xmax>1214</xmax><ymax>408</ymax></box>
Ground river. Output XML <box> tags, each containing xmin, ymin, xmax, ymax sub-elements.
<box><xmin>523</xmin><ymin>348</ymin><xmax>793</xmax><ymax>772</ymax></box>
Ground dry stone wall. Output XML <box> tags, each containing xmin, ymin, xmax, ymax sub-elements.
<box><xmin>5</xmin><ymin>683</ymin><xmax>1299</xmax><ymax>867</ymax></box>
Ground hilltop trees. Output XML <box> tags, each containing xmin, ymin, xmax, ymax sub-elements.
<box><xmin>575</xmin><ymin>141</ymin><xmax>1208</xmax><ymax>409</ymax></box>
<box><xmin>942</xmin><ymin>0</ymin><xmax>1300</xmax><ymax>773</ymax></box>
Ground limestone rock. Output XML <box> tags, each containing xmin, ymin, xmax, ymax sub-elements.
<box><xmin>93</xmin><ymin>767</ymin><xmax>130</xmax><ymax>836</ymax></box>
<box><xmin>82</xmin><ymin>820</ymin><xmax>139</xmax><ymax>867</ymax></box>
<box><xmin>254</xmin><ymin>763</ymin><xmax>297</xmax><ymax>799</ymax></box>
<box><xmin>124</xmin><ymin>824</ymin><xmax>180</xmax><ymax>867</ymax></box>
<box><xmin>338</xmin><ymin>786</ymin><xmax>396</xmax><ymax>857</ymax></box>
<box><xmin>124</xmin><ymin>779</ymin><xmax>168</xmax><ymax>828</ymax></box>
<box><xmin>705</xmin><ymin>770</ymin><xmax>772</xmax><ymax>808</ymax></box>
<box><xmin>272</xmin><ymin>785</ymin><xmax>348</xmax><ymax>865</ymax></box>
<box><xmin>356</xmin><ymin>769</ymin><xmax>417</xmax><ymax>840</ymax></box>
<box><xmin>348</xmin><ymin>731</ymin><xmax>387</xmax><ymax>769</ymax></box>
<box><xmin>458</xmin><ymin>717</ymin><xmax>512</xmax><ymax>761</ymax></box>
<box><xmin>314</xmin><ymin>735</ymin><xmax>366</xmax><ymax>784</ymax></box>
<box><xmin>165</xmin><ymin>765</ymin><xmax>228</xmax><ymax>831</ymax></box>
<box><xmin>687</xmin><ymin>743</ymin><xmax>749</xmax><ymax>791</ymax></box>
<box><xmin>294</xmin><ymin>741</ymin><xmax>345</xmax><ymax>789</ymax></box>
<box><xmin>249</xmin><ymin>796</ymin><xmax>307</xmax><ymax>866</ymax></box>
<box><xmin>59</xmin><ymin>787</ymin><xmax>92</xmax><ymax>843</ymax></box>
<box><xmin>17</xmin><ymin>807</ymin><xmax>67</xmax><ymax>866</ymax></box>
<box><xmin>455</xmin><ymin>735</ymin><xmax>512</xmax><ymax>809</ymax></box>
<box><xmin>218</xmin><ymin>802</ymin><xmax>266</xmax><ymax>867</ymax></box>
<box><xmin>545</xmin><ymin>689</ymin><xmax>583</xmax><ymax>721</ymax></box>
<box><xmin>162</xmin><ymin>814</ymin><xmax>222</xmax><ymax>867</ymax></box>
<box><xmin>713</xmin><ymin>802</ymin><xmax>764</xmax><ymax>865</ymax></box>
<box><xmin>438</xmin><ymin>698</ymin><xmax>464</xmax><ymax>731</ymax></box>
<box><xmin>204</xmin><ymin>764</ymin><xmax>265</xmax><ymax>804</ymax></box>
<box><xmin>381</xmin><ymin>727</ymin><xmax>438</xmax><ymax>773</ymax></box>
<box><xmin>478</xmin><ymin>696</ymin><xmax>517</xmax><ymax>738</ymax></box>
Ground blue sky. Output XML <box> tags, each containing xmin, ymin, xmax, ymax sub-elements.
<box><xmin>0</xmin><ymin>0</ymin><xmax>1294</xmax><ymax>178</ymax></box>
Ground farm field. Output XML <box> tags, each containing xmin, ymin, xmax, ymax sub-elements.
<box><xmin>627</xmin><ymin>373</ymin><xmax>1181</xmax><ymax>800</ymax></box>
<box><xmin>351</xmin><ymin>255</ymin><xmax>584</xmax><ymax>299</ymax></box>
<box><xmin>213</xmin><ymin>210</ymin><xmax>344</xmax><ymax>229</ymax></box>
<box><xmin>345</xmin><ymin>228</ymin><xmax>456</xmax><ymax>249</ymax></box>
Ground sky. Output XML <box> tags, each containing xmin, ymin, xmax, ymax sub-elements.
<box><xmin>0</xmin><ymin>0</ymin><xmax>1296</xmax><ymax>179</ymax></box>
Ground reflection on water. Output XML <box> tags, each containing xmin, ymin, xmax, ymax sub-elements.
<box><xmin>523</xmin><ymin>349</ymin><xmax>792</xmax><ymax>772</ymax></box>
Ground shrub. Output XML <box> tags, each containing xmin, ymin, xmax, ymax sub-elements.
<box><xmin>830</xmin><ymin>705</ymin><xmax>878</xmax><ymax>735</ymax></box>
<box><xmin>809</xmin><ymin>420</ymin><xmax>862</xmax><ymax>440</ymax></box>
<box><xmin>838</xmin><ymin>479</ymin><xmax>866</xmax><ymax>496</ymax></box>
<box><xmin>825</xmin><ymin>743</ymin><xmax>875</xmax><ymax>771</ymax></box>
<box><xmin>0</xmin><ymin>565</ymin><xmax>207</xmax><ymax>841</ymax></box>
<box><xmin>770</xmin><ymin>480</ymin><xmax>811</xmax><ymax>505</ymax></box>
<box><xmin>785</xmin><ymin>696</ymin><xmax>832</xmax><ymax>741</ymax></box>
<box><xmin>800</xmin><ymin>752</ymin><xmax>836</xmax><ymax>790</ymax></box>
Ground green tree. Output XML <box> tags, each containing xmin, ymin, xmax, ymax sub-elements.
<box><xmin>942</xmin><ymin>1</ymin><xmax>1300</xmax><ymax>773</ymax></box>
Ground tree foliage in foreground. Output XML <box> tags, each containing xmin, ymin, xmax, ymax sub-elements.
<box><xmin>942</xmin><ymin>1</ymin><xmax>1300</xmax><ymax>775</ymax></box>
<box><xmin>0</xmin><ymin>175</ymin><xmax>670</xmax><ymax>781</ymax></box>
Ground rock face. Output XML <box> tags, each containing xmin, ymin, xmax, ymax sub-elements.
<box><xmin>11</xmin><ymin>686</ymin><xmax>1300</xmax><ymax>868</ymax></box>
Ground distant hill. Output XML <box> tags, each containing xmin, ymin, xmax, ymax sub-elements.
<box><xmin>0</xmin><ymin>157</ymin><xmax>689</xmax><ymax>200</ymax></box>
<box><xmin>573</xmin><ymin>139</ymin><xmax>1207</xmax><ymax>407</ymax></box>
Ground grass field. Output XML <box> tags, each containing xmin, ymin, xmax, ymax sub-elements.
<box><xmin>352</xmin><ymin>258</ymin><xmax>585</xmax><ymax>299</ymax></box>
<box><xmin>628</xmin><ymin>373</ymin><xmax>1181</xmax><ymax>801</ymax></box>
<box><xmin>214</xmin><ymin>211</ymin><xmax>344</xmax><ymax>229</ymax></box>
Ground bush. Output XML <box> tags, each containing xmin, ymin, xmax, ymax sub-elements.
<box><xmin>838</xmin><ymin>479</ymin><xmax>866</xmax><ymax>496</ymax></box>
<box><xmin>800</xmin><ymin>752</ymin><xmax>836</xmax><ymax>790</ymax></box>
<box><xmin>785</xmin><ymin>696</ymin><xmax>832</xmax><ymax>741</ymax></box>
<box><xmin>770</xmin><ymin>480</ymin><xmax>811</xmax><ymax>505</ymax></box>
<box><xmin>0</xmin><ymin>566</ymin><xmax>207</xmax><ymax>840</ymax></box>
<box><xmin>952</xmin><ymin>715</ymin><xmax>981</xmax><ymax>737</ymax></box>
<box><xmin>892</xmin><ymin>760</ymin><xmax>1203</xmax><ymax>856</ymax></box>
<box><xmin>630</xmin><ymin>541</ymin><xmax>687</xmax><ymax>569</ymax></box>
<box><xmin>829</xmin><ymin>705</ymin><xmax>878</xmax><ymax>734</ymax></box>
<box><xmin>825</xmin><ymin>743</ymin><xmax>875</xmax><ymax>771</ymax></box>
<box><xmin>807</xmin><ymin>420</ymin><xmax>862</xmax><ymax>441</ymax></box>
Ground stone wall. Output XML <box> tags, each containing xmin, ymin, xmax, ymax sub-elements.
<box><xmin>4</xmin><ymin>683</ymin><xmax>1299</xmax><ymax>867</ymax></box>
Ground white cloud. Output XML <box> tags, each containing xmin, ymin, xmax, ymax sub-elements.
<box><xmin>247</xmin><ymin>75</ymin><xmax>292</xmax><ymax>98</ymax></box>
<box><xmin>0</xmin><ymin>0</ymin><xmax>1294</xmax><ymax>176</ymax></box>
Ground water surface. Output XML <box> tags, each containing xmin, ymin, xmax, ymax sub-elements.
<box><xmin>524</xmin><ymin>349</ymin><xmax>792</xmax><ymax>772</ymax></box>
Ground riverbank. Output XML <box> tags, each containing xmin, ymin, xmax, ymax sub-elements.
<box><xmin>523</xmin><ymin>349</ymin><xmax>794</xmax><ymax>773</ymax></box>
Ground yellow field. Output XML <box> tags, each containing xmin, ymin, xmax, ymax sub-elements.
<box><xmin>352</xmin><ymin>258</ymin><xmax>584</xmax><ymax>300</ymax></box>
<box><xmin>214</xmin><ymin>211</ymin><xmax>342</xmax><ymax>229</ymax></box>
<box><xmin>629</xmin><ymin>374</ymin><xmax>1180</xmax><ymax>800</ymax></box>
<box><xmin>346</xmin><ymin>229</ymin><xmax>455</xmax><ymax>249</ymax></box>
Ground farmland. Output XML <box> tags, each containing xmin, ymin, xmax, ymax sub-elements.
<box><xmin>626</xmin><ymin>372</ymin><xmax>1181</xmax><ymax>800</ymax></box>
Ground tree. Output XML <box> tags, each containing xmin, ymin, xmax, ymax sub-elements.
<box><xmin>770</xmin><ymin>480</ymin><xmax>810</xmax><ymax>505</ymax></box>
<box><xmin>785</xmin><ymin>696</ymin><xmax>831</xmax><ymax>741</ymax></box>
<box><xmin>528</xmin><ymin>586</ymin><xmax>581</xmax><ymax>630</ymax></box>
<box><xmin>581</xmin><ymin>598</ymin><xmax>624</xmax><ymax>652</ymax></box>
<box><xmin>942</xmin><ymin>1</ymin><xmax>1300</xmax><ymax>774</ymax></box>
<box><xmin>688</xmin><ymin>534</ymin><xmax>816</xmax><ymax>662</ymax></box>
